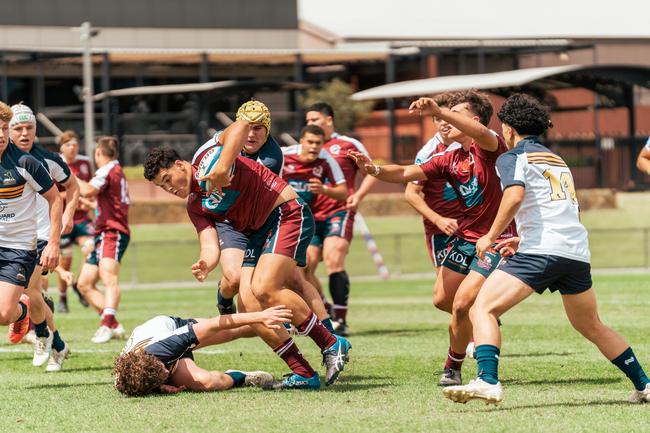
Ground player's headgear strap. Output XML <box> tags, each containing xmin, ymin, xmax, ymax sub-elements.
<box><xmin>9</xmin><ymin>104</ymin><xmax>36</xmax><ymax>129</ymax></box>
<box><xmin>236</xmin><ymin>100</ymin><xmax>271</xmax><ymax>138</ymax></box>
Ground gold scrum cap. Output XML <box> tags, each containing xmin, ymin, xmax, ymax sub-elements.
<box><xmin>236</xmin><ymin>100</ymin><xmax>271</xmax><ymax>138</ymax></box>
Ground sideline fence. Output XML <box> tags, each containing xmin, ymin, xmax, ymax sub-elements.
<box><xmin>108</xmin><ymin>228</ymin><xmax>650</xmax><ymax>285</ymax></box>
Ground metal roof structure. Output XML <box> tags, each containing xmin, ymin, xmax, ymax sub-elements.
<box><xmin>352</xmin><ymin>65</ymin><xmax>650</xmax><ymax>107</ymax></box>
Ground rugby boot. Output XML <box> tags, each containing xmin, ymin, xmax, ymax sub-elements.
<box><xmin>443</xmin><ymin>378</ymin><xmax>503</xmax><ymax>405</ymax></box>
<box><xmin>8</xmin><ymin>294</ymin><xmax>31</xmax><ymax>344</ymax></box>
<box><xmin>322</xmin><ymin>335</ymin><xmax>351</xmax><ymax>385</ymax></box>
<box><xmin>32</xmin><ymin>331</ymin><xmax>53</xmax><ymax>366</ymax></box>
<box><xmin>225</xmin><ymin>370</ymin><xmax>274</xmax><ymax>388</ymax></box>
<box><xmin>46</xmin><ymin>344</ymin><xmax>70</xmax><ymax>372</ymax></box>
<box><xmin>264</xmin><ymin>372</ymin><xmax>321</xmax><ymax>390</ymax></box>
<box><xmin>439</xmin><ymin>368</ymin><xmax>462</xmax><ymax>386</ymax></box>
<box><xmin>628</xmin><ymin>383</ymin><xmax>650</xmax><ymax>403</ymax></box>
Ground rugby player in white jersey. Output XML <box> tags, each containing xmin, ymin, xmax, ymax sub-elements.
<box><xmin>0</xmin><ymin>101</ymin><xmax>62</xmax><ymax>347</ymax></box>
<box><xmin>113</xmin><ymin>305</ymin><xmax>291</xmax><ymax>396</ymax></box>
<box><xmin>443</xmin><ymin>94</ymin><xmax>650</xmax><ymax>405</ymax></box>
<box><xmin>9</xmin><ymin>104</ymin><xmax>78</xmax><ymax>371</ymax></box>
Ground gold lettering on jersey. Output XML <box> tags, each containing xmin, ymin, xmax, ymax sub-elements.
<box><xmin>543</xmin><ymin>169</ymin><xmax>577</xmax><ymax>204</ymax></box>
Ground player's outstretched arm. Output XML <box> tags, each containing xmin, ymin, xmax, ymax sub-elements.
<box><xmin>191</xmin><ymin>227</ymin><xmax>221</xmax><ymax>282</ymax></box>
<box><xmin>409</xmin><ymin>97</ymin><xmax>498</xmax><ymax>152</ymax></box>
<box><xmin>348</xmin><ymin>151</ymin><xmax>426</xmax><ymax>183</ymax></box>
<box><xmin>347</xmin><ymin>174</ymin><xmax>378</xmax><ymax>211</ymax></box>
<box><xmin>41</xmin><ymin>185</ymin><xmax>63</xmax><ymax>270</ymax></box>
<box><xmin>404</xmin><ymin>182</ymin><xmax>458</xmax><ymax>236</ymax></box>
<box><xmin>60</xmin><ymin>173</ymin><xmax>80</xmax><ymax>235</ymax></box>
<box><xmin>77</xmin><ymin>178</ymin><xmax>99</xmax><ymax>198</ymax></box>
<box><xmin>191</xmin><ymin>305</ymin><xmax>293</xmax><ymax>342</ymax></box>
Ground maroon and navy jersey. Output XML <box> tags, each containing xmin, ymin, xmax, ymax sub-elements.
<box><xmin>311</xmin><ymin>132</ymin><xmax>368</xmax><ymax>220</ymax></box>
<box><xmin>187</xmin><ymin>144</ymin><xmax>287</xmax><ymax>235</ymax></box>
<box><xmin>66</xmin><ymin>155</ymin><xmax>93</xmax><ymax>224</ymax></box>
<box><xmin>282</xmin><ymin>145</ymin><xmax>346</xmax><ymax>221</ymax></box>
<box><xmin>414</xmin><ymin>139</ymin><xmax>463</xmax><ymax>235</ymax></box>
<box><xmin>419</xmin><ymin>136</ymin><xmax>515</xmax><ymax>243</ymax></box>
<box><xmin>89</xmin><ymin>160</ymin><xmax>130</xmax><ymax>235</ymax></box>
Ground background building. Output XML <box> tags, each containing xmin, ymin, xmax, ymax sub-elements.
<box><xmin>1</xmin><ymin>0</ymin><xmax>649</xmax><ymax>187</ymax></box>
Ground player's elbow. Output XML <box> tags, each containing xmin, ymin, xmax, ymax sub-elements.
<box><xmin>404</xmin><ymin>189</ymin><xmax>418</xmax><ymax>205</ymax></box>
<box><xmin>636</xmin><ymin>156</ymin><xmax>648</xmax><ymax>172</ymax></box>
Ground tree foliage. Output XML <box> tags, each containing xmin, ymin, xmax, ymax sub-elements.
<box><xmin>301</xmin><ymin>78</ymin><xmax>374</xmax><ymax>133</ymax></box>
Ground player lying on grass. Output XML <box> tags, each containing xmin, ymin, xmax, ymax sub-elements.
<box><xmin>442</xmin><ymin>94</ymin><xmax>650</xmax><ymax>405</ymax></box>
<box><xmin>113</xmin><ymin>305</ymin><xmax>292</xmax><ymax>396</ymax></box>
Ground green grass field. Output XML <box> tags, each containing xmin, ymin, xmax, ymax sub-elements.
<box><xmin>2</xmin><ymin>275</ymin><xmax>649</xmax><ymax>432</ymax></box>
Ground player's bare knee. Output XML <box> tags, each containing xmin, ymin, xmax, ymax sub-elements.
<box><xmin>452</xmin><ymin>297</ymin><xmax>474</xmax><ymax>318</ymax></box>
<box><xmin>250</xmin><ymin>284</ymin><xmax>275</xmax><ymax>306</ymax></box>
<box><xmin>571</xmin><ymin>317</ymin><xmax>603</xmax><ymax>341</ymax></box>
<box><xmin>433</xmin><ymin>294</ymin><xmax>452</xmax><ymax>313</ymax></box>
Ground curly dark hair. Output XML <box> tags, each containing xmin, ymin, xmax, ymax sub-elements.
<box><xmin>113</xmin><ymin>351</ymin><xmax>169</xmax><ymax>396</ymax></box>
<box><xmin>432</xmin><ymin>92</ymin><xmax>454</xmax><ymax>108</ymax></box>
<box><xmin>143</xmin><ymin>145</ymin><xmax>181</xmax><ymax>181</ymax></box>
<box><xmin>497</xmin><ymin>93</ymin><xmax>552</xmax><ymax>136</ymax></box>
<box><xmin>449</xmin><ymin>90</ymin><xmax>494</xmax><ymax>126</ymax></box>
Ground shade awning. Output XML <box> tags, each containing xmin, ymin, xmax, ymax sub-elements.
<box><xmin>93</xmin><ymin>80</ymin><xmax>310</xmax><ymax>101</ymax></box>
<box><xmin>92</xmin><ymin>80</ymin><xmax>238</xmax><ymax>101</ymax></box>
<box><xmin>351</xmin><ymin>65</ymin><xmax>584</xmax><ymax>100</ymax></box>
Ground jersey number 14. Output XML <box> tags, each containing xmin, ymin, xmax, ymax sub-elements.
<box><xmin>543</xmin><ymin>169</ymin><xmax>577</xmax><ymax>204</ymax></box>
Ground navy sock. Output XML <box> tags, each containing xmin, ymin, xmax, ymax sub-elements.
<box><xmin>611</xmin><ymin>347</ymin><xmax>650</xmax><ymax>391</ymax></box>
<box><xmin>476</xmin><ymin>344</ymin><xmax>500</xmax><ymax>385</ymax></box>
<box><xmin>329</xmin><ymin>271</ymin><xmax>350</xmax><ymax>322</ymax></box>
<box><xmin>52</xmin><ymin>331</ymin><xmax>65</xmax><ymax>352</ymax></box>
<box><xmin>34</xmin><ymin>320</ymin><xmax>50</xmax><ymax>338</ymax></box>
<box><xmin>225</xmin><ymin>371</ymin><xmax>246</xmax><ymax>388</ymax></box>
<box><xmin>321</xmin><ymin>317</ymin><xmax>335</xmax><ymax>334</ymax></box>
<box><xmin>16</xmin><ymin>302</ymin><xmax>27</xmax><ymax>322</ymax></box>
<box><xmin>217</xmin><ymin>285</ymin><xmax>233</xmax><ymax>307</ymax></box>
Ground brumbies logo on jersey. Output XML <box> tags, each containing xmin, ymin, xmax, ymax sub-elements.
<box><xmin>2</xmin><ymin>171</ymin><xmax>16</xmax><ymax>185</ymax></box>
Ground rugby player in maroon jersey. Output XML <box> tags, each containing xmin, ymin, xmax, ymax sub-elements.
<box><xmin>144</xmin><ymin>119</ymin><xmax>351</xmax><ymax>389</ymax></box>
<box><xmin>77</xmin><ymin>137</ymin><xmax>131</xmax><ymax>344</ymax></box>
<box><xmin>305</xmin><ymin>102</ymin><xmax>377</xmax><ymax>335</ymax></box>
<box><xmin>350</xmin><ymin>91</ymin><xmax>516</xmax><ymax>387</ymax></box>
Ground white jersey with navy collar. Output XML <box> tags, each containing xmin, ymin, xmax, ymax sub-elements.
<box><xmin>29</xmin><ymin>144</ymin><xmax>71</xmax><ymax>241</ymax></box>
<box><xmin>496</xmin><ymin>137</ymin><xmax>590</xmax><ymax>263</ymax></box>
<box><xmin>0</xmin><ymin>143</ymin><xmax>54</xmax><ymax>250</ymax></box>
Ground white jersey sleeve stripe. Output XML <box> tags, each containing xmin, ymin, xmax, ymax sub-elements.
<box><xmin>321</xmin><ymin>150</ymin><xmax>346</xmax><ymax>184</ymax></box>
<box><xmin>281</xmin><ymin>144</ymin><xmax>301</xmax><ymax>156</ymax></box>
<box><xmin>90</xmin><ymin>161</ymin><xmax>115</xmax><ymax>190</ymax></box>
<box><xmin>333</xmin><ymin>133</ymin><xmax>369</xmax><ymax>157</ymax></box>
